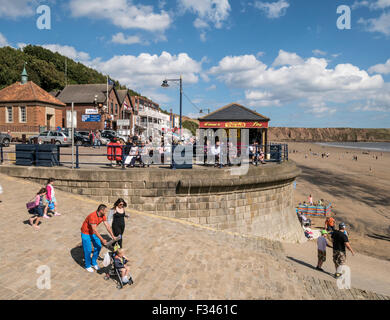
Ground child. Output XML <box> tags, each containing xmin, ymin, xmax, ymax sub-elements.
<box><xmin>28</xmin><ymin>188</ymin><xmax>48</xmax><ymax>230</ymax></box>
<box><xmin>316</xmin><ymin>230</ymin><xmax>332</xmax><ymax>271</ymax></box>
<box><xmin>46</xmin><ymin>178</ymin><xmax>61</xmax><ymax>216</ymax></box>
<box><xmin>114</xmin><ymin>248</ymin><xmax>133</xmax><ymax>285</ymax></box>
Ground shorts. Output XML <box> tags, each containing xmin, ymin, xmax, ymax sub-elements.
<box><xmin>29</xmin><ymin>206</ymin><xmax>44</xmax><ymax>217</ymax></box>
<box><xmin>333</xmin><ymin>250</ymin><xmax>346</xmax><ymax>267</ymax></box>
<box><xmin>51</xmin><ymin>196</ymin><xmax>57</xmax><ymax>204</ymax></box>
<box><xmin>318</xmin><ymin>250</ymin><xmax>326</xmax><ymax>262</ymax></box>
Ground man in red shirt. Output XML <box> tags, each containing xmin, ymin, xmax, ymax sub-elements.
<box><xmin>81</xmin><ymin>204</ymin><xmax>117</xmax><ymax>272</ymax></box>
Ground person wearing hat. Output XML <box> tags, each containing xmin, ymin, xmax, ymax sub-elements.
<box><xmin>316</xmin><ymin>230</ymin><xmax>332</xmax><ymax>271</ymax></box>
<box><xmin>331</xmin><ymin>222</ymin><xmax>355</xmax><ymax>278</ymax></box>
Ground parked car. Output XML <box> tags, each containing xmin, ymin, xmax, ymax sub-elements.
<box><xmin>74</xmin><ymin>132</ymin><xmax>90</xmax><ymax>146</ymax></box>
<box><xmin>0</xmin><ymin>132</ymin><xmax>12</xmax><ymax>147</ymax></box>
<box><xmin>29</xmin><ymin>131</ymin><xmax>70</xmax><ymax>145</ymax></box>
<box><xmin>101</xmin><ymin>130</ymin><xmax>127</xmax><ymax>143</ymax></box>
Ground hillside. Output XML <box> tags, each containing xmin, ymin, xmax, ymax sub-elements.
<box><xmin>0</xmin><ymin>45</ymin><xmax>140</xmax><ymax>96</ymax></box>
<box><xmin>268</xmin><ymin>127</ymin><xmax>390</xmax><ymax>142</ymax></box>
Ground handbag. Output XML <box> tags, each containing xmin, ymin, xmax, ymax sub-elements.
<box><xmin>26</xmin><ymin>196</ymin><xmax>38</xmax><ymax>210</ymax></box>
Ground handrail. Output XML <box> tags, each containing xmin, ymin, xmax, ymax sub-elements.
<box><xmin>0</xmin><ymin>142</ymin><xmax>289</xmax><ymax>169</ymax></box>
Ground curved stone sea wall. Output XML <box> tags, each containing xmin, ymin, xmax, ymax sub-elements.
<box><xmin>0</xmin><ymin>161</ymin><xmax>305</xmax><ymax>243</ymax></box>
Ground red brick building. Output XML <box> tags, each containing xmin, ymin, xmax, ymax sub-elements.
<box><xmin>0</xmin><ymin>66</ymin><xmax>65</xmax><ymax>136</ymax></box>
<box><xmin>54</xmin><ymin>84</ymin><xmax>123</xmax><ymax>131</ymax></box>
<box><xmin>116</xmin><ymin>89</ymin><xmax>134</xmax><ymax>135</ymax></box>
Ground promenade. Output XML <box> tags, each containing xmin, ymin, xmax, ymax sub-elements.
<box><xmin>0</xmin><ymin>173</ymin><xmax>388</xmax><ymax>300</ymax></box>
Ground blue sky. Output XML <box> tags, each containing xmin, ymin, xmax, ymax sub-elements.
<box><xmin>0</xmin><ymin>0</ymin><xmax>390</xmax><ymax>128</ymax></box>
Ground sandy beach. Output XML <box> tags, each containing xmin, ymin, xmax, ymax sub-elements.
<box><xmin>288</xmin><ymin>142</ymin><xmax>390</xmax><ymax>261</ymax></box>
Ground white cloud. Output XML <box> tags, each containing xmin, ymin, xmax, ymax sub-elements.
<box><xmin>69</xmin><ymin>0</ymin><xmax>172</xmax><ymax>32</ymax></box>
<box><xmin>206</xmin><ymin>84</ymin><xmax>216</xmax><ymax>91</ymax></box>
<box><xmin>352</xmin><ymin>0</ymin><xmax>390</xmax><ymax>10</ymax></box>
<box><xmin>369</xmin><ymin>59</ymin><xmax>390</xmax><ymax>74</ymax></box>
<box><xmin>358</xmin><ymin>12</ymin><xmax>390</xmax><ymax>36</ymax></box>
<box><xmin>178</xmin><ymin>0</ymin><xmax>231</xmax><ymax>29</ymax></box>
<box><xmin>40</xmin><ymin>44</ymin><xmax>92</xmax><ymax>63</ymax></box>
<box><xmin>209</xmin><ymin>51</ymin><xmax>388</xmax><ymax>113</ymax></box>
<box><xmin>272</xmin><ymin>49</ymin><xmax>304</xmax><ymax>66</ymax></box>
<box><xmin>0</xmin><ymin>32</ymin><xmax>9</xmax><ymax>47</ymax></box>
<box><xmin>94</xmin><ymin>51</ymin><xmax>202</xmax><ymax>91</ymax></box>
<box><xmin>112</xmin><ymin>33</ymin><xmax>143</xmax><ymax>45</ymax></box>
<box><xmin>312</xmin><ymin>49</ymin><xmax>327</xmax><ymax>56</ymax></box>
<box><xmin>254</xmin><ymin>0</ymin><xmax>290</xmax><ymax>19</ymax></box>
<box><xmin>0</xmin><ymin>0</ymin><xmax>38</xmax><ymax>18</ymax></box>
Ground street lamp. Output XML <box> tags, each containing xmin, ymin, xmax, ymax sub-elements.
<box><xmin>161</xmin><ymin>76</ymin><xmax>182</xmax><ymax>139</ymax></box>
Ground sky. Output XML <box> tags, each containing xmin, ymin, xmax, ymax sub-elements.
<box><xmin>0</xmin><ymin>0</ymin><xmax>390</xmax><ymax>128</ymax></box>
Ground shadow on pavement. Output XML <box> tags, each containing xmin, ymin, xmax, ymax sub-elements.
<box><xmin>287</xmin><ymin>256</ymin><xmax>334</xmax><ymax>278</ymax></box>
<box><xmin>70</xmin><ymin>234</ymin><xmax>112</xmax><ymax>270</ymax></box>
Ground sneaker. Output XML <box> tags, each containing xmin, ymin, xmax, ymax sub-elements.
<box><xmin>92</xmin><ymin>265</ymin><xmax>100</xmax><ymax>271</ymax></box>
<box><xmin>54</xmin><ymin>212</ymin><xmax>61</xmax><ymax>216</ymax></box>
<box><xmin>86</xmin><ymin>267</ymin><xmax>94</xmax><ymax>273</ymax></box>
<box><xmin>43</xmin><ymin>215</ymin><xmax>51</xmax><ymax>219</ymax></box>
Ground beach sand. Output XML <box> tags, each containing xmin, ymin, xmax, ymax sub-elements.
<box><xmin>288</xmin><ymin>142</ymin><xmax>390</xmax><ymax>261</ymax></box>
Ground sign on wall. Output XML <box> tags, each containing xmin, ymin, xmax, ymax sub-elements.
<box><xmin>85</xmin><ymin>109</ymin><xmax>99</xmax><ymax>115</ymax></box>
<box><xmin>82</xmin><ymin>114</ymin><xmax>101</xmax><ymax>122</ymax></box>
<box><xmin>199</xmin><ymin>121</ymin><xmax>269</xmax><ymax>129</ymax></box>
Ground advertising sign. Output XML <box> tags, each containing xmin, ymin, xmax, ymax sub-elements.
<box><xmin>199</xmin><ymin>121</ymin><xmax>269</xmax><ymax>129</ymax></box>
<box><xmin>82</xmin><ymin>114</ymin><xmax>101</xmax><ymax>122</ymax></box>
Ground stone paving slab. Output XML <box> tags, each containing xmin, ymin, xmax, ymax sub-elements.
<box><xmin>0</xmin><ymin>173</ymin><xmax>388</xmax><ymax>300</ymax></box>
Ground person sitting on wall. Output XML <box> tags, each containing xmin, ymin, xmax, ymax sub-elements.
<box><xmin>258</xmin><ymin>145</ymin><xmax>266</xmax><ymax>164</ymax></box>
<box><xmin>211</xmin><ymin>141</ymin><xmax>221</xmax><ymax>167</ymax></box>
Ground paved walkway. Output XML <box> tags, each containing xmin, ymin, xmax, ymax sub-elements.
<box><xmin>0</xmin><ymin>173</ymin><xmax>388</xmax><ymax>300</ymax></box>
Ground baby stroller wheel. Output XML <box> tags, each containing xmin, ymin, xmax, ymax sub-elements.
<box><xmin>104</xmin><ymin>275</ymin><xmax>110</xmax><ymax>281</ymax></box>
<box><xmin>116</xmin><ymin>284</ymin><xmax>122</xmax><ymax>289</ymax></box>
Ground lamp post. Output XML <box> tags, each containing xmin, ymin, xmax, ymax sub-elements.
<box><xmin>161</xmin><ymin>75</ymin><xmax>182</xmax><ymax>139</ymax></box>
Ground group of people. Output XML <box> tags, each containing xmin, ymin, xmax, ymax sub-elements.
<box><xmin>27</xmin><ymin>178</ymin><xmax>61</xmax><ymax>230</ymax></box>
<box><xmin>80</xmin><ymin>199</ymin><xmax>132</xmax><ymax>284</ymax></box>
<box><xmin>88</xmin><ymin>130</ymin><xmax>102</xmax><ymax>148</ymax></box>
<box><xmin>316</xmin><ymin>221</ymin><xmax>355</xmax><ymax>279</ymax></box>
<box><xmin>107</xmin><ymin>136</ymin><xmax>157</xmax><ymax>168</ymax></box>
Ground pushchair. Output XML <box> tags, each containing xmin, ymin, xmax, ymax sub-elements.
<box><xmin>103</xmin><ymin>237</ymin><xmax>134</xmax><ymax>289</ymax></box>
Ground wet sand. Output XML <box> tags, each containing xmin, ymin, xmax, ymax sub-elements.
<box><xmin>288</xmin><ymin>142</ymin><xmax>390</xmax><ymax>261</ymax></box>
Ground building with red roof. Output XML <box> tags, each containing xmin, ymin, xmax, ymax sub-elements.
<box><xmin>0</xmin><ymin>65</ymin><xmax>65</xmax><ymax>135</ymax></box>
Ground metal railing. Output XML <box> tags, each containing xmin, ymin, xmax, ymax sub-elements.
<box><xmin>0</xmin><ymin>142</ymin><xmax>289</xmax><ymax>169</ymax></box>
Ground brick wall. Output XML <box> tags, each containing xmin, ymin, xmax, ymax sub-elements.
<box><xmin>0</xmin><ymin>161</ymin><xmax>305</xmax><ymax>243</ymax></box>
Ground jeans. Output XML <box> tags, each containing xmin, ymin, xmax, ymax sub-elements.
<box><xmin>81</xmin><ymin>233</ymin><xmax>102</xmax><ymax>269</ymax></box>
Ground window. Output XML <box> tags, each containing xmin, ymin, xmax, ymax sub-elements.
<box><xmin>115</xmin><ymin>104</ymin><xmax>118</xmax><ymax>115</ymax></box>
<box><xmin>6</xmin><ymin>107</ymin><xmax>13</xmax><ymax>123</ymax></box>
<box><xmin>111</xmin><ymin>102</ymin><xmax>114</xmax><ymax>115</ymax></box>
<box><xmin>19</xmin><ymin>106</ymin><xmax>27</xmax><ymax>123</ymax></box>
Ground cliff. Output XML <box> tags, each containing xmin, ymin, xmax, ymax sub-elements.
<box><xmin>268</xmin><ymin>128</ymin><xmax>390</xmax><ymax>142</ymax></box>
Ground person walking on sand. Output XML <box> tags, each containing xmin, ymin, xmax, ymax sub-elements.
<box><xmin>331</xmin><ymin>222</ymin><xmax>355</xmax><ymax>278</ymax></box>
<box><xmin>28</xmin><ymin>188</ymin><xmax>48</xmax><ymax>230</ymax></box>
<box><xmin>316</xmin><ymin>230</ymin><xmax>332</xmax><ymax>271</ymax></box>
<box><xmin>308</xmin><ymin>194</ymin><xmax>313</xmax><ymax>206</ymax></box>
<box><xmin>80</xmin><ymin>204</ymin><xmax>117</xmax><ymax>273</ymax></box>
<box><xmin>46</xmin><ymin>178</ymin><xmax>61</xmax><ymax>216</ymax></box>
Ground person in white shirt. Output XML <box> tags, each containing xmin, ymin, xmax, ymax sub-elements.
<box><xmin>316</xmin><ymin>230</ymin><xmax>332</xmax><ymax>271</ymax></box>
<box><xmin>210</xmin><ymin>142</ymin><xmax>221</xmax><ymax>166</ymax></box>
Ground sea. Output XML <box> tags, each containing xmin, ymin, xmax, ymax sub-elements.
<box><xmin>316</xmin><ymin>142</ymin><xmax>390</xmax><ymax>153</ymax></box>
